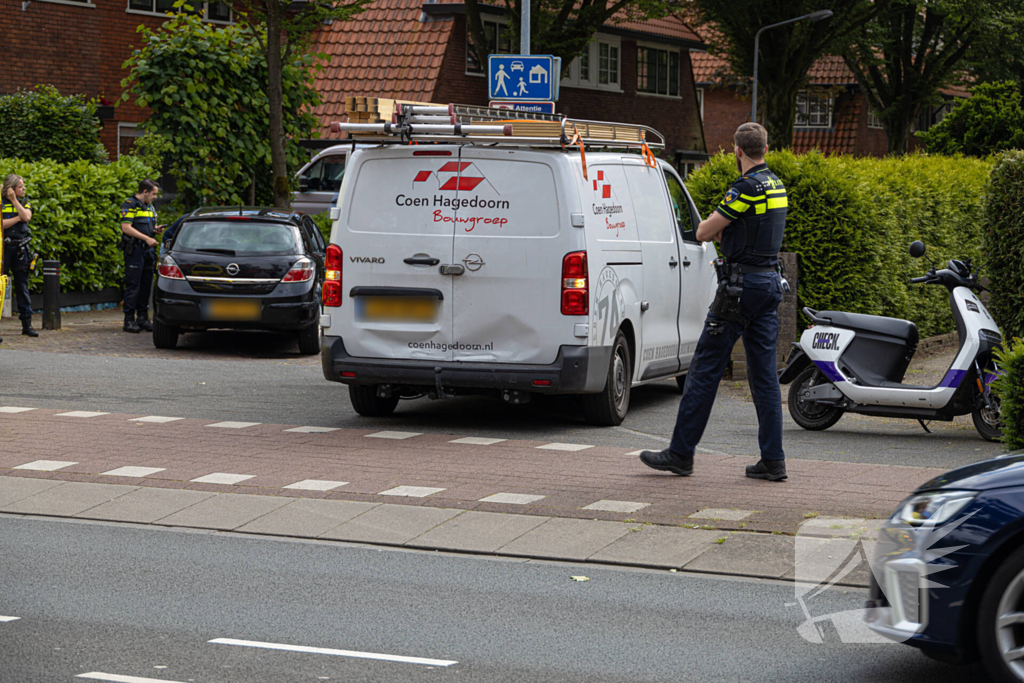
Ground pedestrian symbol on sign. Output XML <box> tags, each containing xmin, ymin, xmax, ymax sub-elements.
<box><xmin>494</xmin><ymin>65</ymin><xmax>510</xmax><ymax>97</ymax></box>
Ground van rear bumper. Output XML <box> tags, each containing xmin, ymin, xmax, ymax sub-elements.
<box><xmin>321</xmin><ymin>336</ymin><xmax>610</xmax><ymax>394</ymax></box>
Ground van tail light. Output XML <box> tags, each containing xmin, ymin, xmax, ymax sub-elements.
<box><xmin>157</xmin><ymin>255</ymin><xmax>185</xmax><ymax>280</ymax></box>
<box><xmin>282</xmin><ymin>257</ymin><xmax>315</xmax><ymax>283</ymax></box>
<box><xmin>561</xmin><ymin>251</ymin><xmax>588</xmax><ymax>315</ymax></box>
<box><xmin>323</xmin><ymin>244</ymin><xmax>343</xmax><ymax>307</ymax></box>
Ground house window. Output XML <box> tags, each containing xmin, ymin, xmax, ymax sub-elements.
<box><xmin>117</xmin><ymin>123</ymin><xmax>143</xmax><ymax>160</ymax></box>
<box><xmin>678</xmin><ymin>161</ymin><xmax>703</xmax><ymax>179</ymax></box>
<box><xmin>562</xmin><ymin>38</ymin><xmax>620</xmax><ymax>90</ymax></box>
<box><xmin>127</xmin><ymin>0</ymin><xmax>232</xmax><ymax>21</ymax></box>
<box><xmin>695</xmin><ymin>87</ymin><xmax>704</xmax><ymax>122</ymax></box>
<box><xmin>867</xmin><ymin>107</ymin><xmax>883</xmax><ymax>129</ymax></box>
<box><xmin>637</xmin><ymin>46</ymin><xmax>679</xmax><ymax>96</ymax></box>
<box><xmin>579</xmin><ymin>50</ymin><xmax>589</xmax><ymax>82</ymax></box>
<box><xmin>795</xmin><ymin>90</ymin><xmax>832</xmax><ymax>128</ymax></box>
<box><xmin>599</xmin><ymin>42</ymin><xmax>619</xmax><ymax>86</ymax></box>
<box><xmin>466</xmin><ymin>18</ymin><xmax>511</xmax><ymax>74</ymax></box>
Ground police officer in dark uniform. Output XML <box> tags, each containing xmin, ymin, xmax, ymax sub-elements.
<box><xmin>119</xmin><ymin>179</ymin><xmax>164</xmax><ymax>333</ymax></box>
<box><xmin>639</xmin><ymin>123</ymin><xmax>789</xmax><ymax>481</ymax></box>
<box><xmin>2</xmin><ymin>174</ymin><xmax>39</xmax><ymax>337</ymax></box>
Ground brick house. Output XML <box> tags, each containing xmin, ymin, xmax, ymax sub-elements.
<box><xmin>0</xmin><ymin>0</ymin><xmax>234</xmax><ymax>161</ymax></box>
<box><xmin>311</xmin><ymin>0</ymin><xmax>709</xmax><ymax>170</ymax></box>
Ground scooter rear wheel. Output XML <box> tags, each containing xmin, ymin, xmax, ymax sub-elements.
<box><xmin>788</xmin><ymin>366</ymin><xmax>844</xmax><ymax>431</ymax></box>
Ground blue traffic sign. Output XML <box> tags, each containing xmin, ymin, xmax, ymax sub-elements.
<box><xmin>488</xmin><ymin>55</ymin><xmax>556</xmax><ymax>101</ymax></box>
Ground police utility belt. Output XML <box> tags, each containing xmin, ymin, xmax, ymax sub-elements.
<box><xmin>709</xmin><ymin>259</ymin><xmax>777</xmax><ymax>326</ymax></box>
<box><xmin>3</xmin><ymin>235</ymin><xmax>32</xmax><ymax>261</ymax></box>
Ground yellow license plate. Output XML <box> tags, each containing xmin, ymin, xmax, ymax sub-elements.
<box><xmin>204</xmin><ymin>299</ymin><xmax>262</xmax><ymax>321</ymax></box>
<box><xmin>358</xmin><ymin>297</ymin><xmax>438</xmax><ymax>322</ymax></box>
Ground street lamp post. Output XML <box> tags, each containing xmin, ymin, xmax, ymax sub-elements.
<box><xmin>751</xmin><ymin>10</ymin><xmax>833</xmax><ymax>124</ymax></box>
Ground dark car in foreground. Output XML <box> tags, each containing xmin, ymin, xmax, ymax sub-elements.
<box><xmin>153</xmin><ymin>207</ymin><xmax>326</xmax><ymax>354</ymax></box>
<box><xmin>867</xmin><ymin>450</ymin><xmax>1024</xmax><ymax>682</ymax></box>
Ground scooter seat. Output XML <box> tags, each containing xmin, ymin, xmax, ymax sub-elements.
<box><xmin>818</xmin><ymin>311</ymin><xmax>919</xmax><ymax>346</ymax></box>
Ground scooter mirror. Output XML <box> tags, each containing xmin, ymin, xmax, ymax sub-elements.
<box><xmin>909</xmin><ymin>241</ymin><xmax>926</xmax><ymax>258</ymax></box>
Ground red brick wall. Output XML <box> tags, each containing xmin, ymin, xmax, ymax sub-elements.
<box><xmin>701</xmin><ymin>86</ymin><xmax>749</xmax><ymax>155</ymax></box>
<box><xmin>854</xmin><ymin>94</ymin><xmax>888</xmax><ymax>157</ymax></box>
<box><xmin>0</xmin><ymin>0</ymin><xmax>166</xmax><ymax>158</ymax></box>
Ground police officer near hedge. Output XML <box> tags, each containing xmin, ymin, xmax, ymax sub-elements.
<box><xmin>639</xmin><ymin>122</ymin><xmax>789</xmax><ymax>481</ymax></box>
<box><xmin>119</xmin><ymin>179</ymin><xmax>164</xmax><ymax>333</ymax></box>
<box><xmin>2</xmin><ymin>174</ymin><xmax>39</xmax><ymax>337</ymax></box>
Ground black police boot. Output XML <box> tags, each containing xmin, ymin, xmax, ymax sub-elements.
<box><xmin>123</xmin><ymin>317</ymin><xmax>141</xmax><ymax>333</ymax></box>
<box><xmin>21</xmin><ymin>320</ymin><xmax>38</xmax><ymax>337</ymax></box>
<box><xmin>745</xmin><ymin>459</ymin><xmax>788</xmax><ymax>482</ymax></box>
<box><xmin>136</xmin><ymin>315</ymin><xmax>153</xmax><ymax>332</ymax></box>
<box><xmin>639</xmin><ymin>448</ymin><xmax>694</xmax><ymax>476</ymax></box>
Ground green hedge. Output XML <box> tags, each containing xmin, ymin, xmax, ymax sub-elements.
<box><xmin>0</xmin><ymin>86</ymin><xmax>107</xmax><ymax>164</ymax></box>
<box><xmin>984</xmin><ymin>151</ymin><xmax>1024</xmax><ymax>340</ymax></box>
<box><xmin>994</xmin><ymin>338</ymin><xmax>1024</xmax><ymax>450</ymax></box>
<box><xmin>0</xmin><ymin>156</ymin><xmax>157</xmax><ymax>292</ymax></box>
<box><xmin>685</xmin><ymin>151</ymin><xmax>991</xmax><ymax>338</ymax></box>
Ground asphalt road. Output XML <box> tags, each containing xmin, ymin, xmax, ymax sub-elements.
<box><xmin>0</xmin><ymin>515</ymin><xmax>991</xmax><ymax>683</ymax></box>
<box><xmin>0</xmin><ymin>348</ymin><xmax>1004</xmax><ymax>468</ymax></box>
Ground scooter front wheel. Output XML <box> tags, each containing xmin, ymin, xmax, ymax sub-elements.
<box><xmin>973</xmin><ymin>393</ymin><xmax>1003</xmax><ymax>442</ymax></box>
<box><xmin>788</xmin><ymin>366</ymin><xmax>845</xmax><ymax>431</ymax></box>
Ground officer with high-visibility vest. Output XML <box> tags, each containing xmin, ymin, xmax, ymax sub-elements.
<box><xmin>639</xmin><ymin>123</ymin><xmax>790</xmax><ymax>482</ymax></box>
<box><xmin>2</xmin><ymin>174</ymin><xmax>39</xmax><ymax>338</ymax></box>
<box><xmin>119</xmin><ymin>179</ymin><xmax>164</xmax><ymax>333</ymax></box>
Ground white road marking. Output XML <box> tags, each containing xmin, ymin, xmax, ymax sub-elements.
<box><xmin>536</xmin><ymin>443</ymin><xmax>593</xmax><ymax>452</ymax></box>
<box><xmin>13</xmin><ymin>460</ymin><xmax>77</xmax><ymax>471</ymax></box>
<box><xmin>101</xmin><ymin>466</ymin><xmax>166</xmax><ymax>478</ymax></box>
<box><xmin>206</xmin><ymin>421</ymin><xmax>261</xmax><ymax>429</ymax></box>
<box><xmin>479</xmin><ymin>493</ymin><xmax>546</xmax><ymax>505</ymax></box>
<box><xmin>284</xmin><ymin>426</ymin><xmax>340</xmax><ymax>433</ymax></box>
<box><xmin>77</xmin><ymin>673</ymin><xmax>189</xmax><ymax>683</ymax></box>
<box><xmin>583</xmin><ymin>500</ymin><xmax>649</xmax><ymax>513</ymax></box>
<box><xmin>208</xmin><ymin>637</ymin><xmax>458</xmax><ymax>667</ymax></box>
<box><xmin>689</xmin><ymin>508</ymin><xmax>754</xmax><ymax>521</ymax></box>
<box><xmin>0</xmin><ymin>616</ymin><xmax>20</xmax><ymax>622</ymax></box>
<box><xmin>131</xmin><ymin>416</ymin><xmax>183</xmax><ymax>423</ymax></box>
<box><xmin>365</xmin><ymin>431</ymin><xmax>422</xmax><ymax>440</ymax></box>
<box><xmin>283</xmin><ymin>479</ymin><xmax>348</xmax><ymax>491</ymax></box>
<box><xmin>379</xmin><ymin>486</ymin><xmax>445</xmax><ymax>498</ymax></box>
<box><xmin>55</xmin><ymin>411</ymin><xmax>109</xmax><ymax>418</ymax></box>
<box><xmin>626</xmin><ymin>450</ymin><xmax>646</xmax><ymax>456</ymax></box>
<box><xmin>449</xmin><ymin>437</ymin><xmax>506</xmax><ymax>446</ymax></box>
<box><xmin>0</xmin><ymin>406</ymin><xmax>35</xmax><ymax>413</ymax></box>
<box><xmin>190</xmin><ymin>473</ymin><xmax>255</xmax><ymax>485</ymax></box>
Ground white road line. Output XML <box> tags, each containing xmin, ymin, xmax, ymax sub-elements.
<box><xmin>206</xmin><ymin>421</ymin><xmax>261</xmax><ymax>429</ymax></box>
<box><xmin>536</xmin><ymin>443</ymin><xmax>593</xmax><ymax>452</ymax></box>
<box><xmin>208</xmin><ymin>637</ymin><xmax>458</xmax><ymax>667</ymax></box>
<box><xmin>449</xmin><ymin>437</ymin><xmax>507</xmax><ymax>445</ymax></box>
<box><xmin>101</xmin><ymin>466</ymin><xmax>166</xmax><ymax>478</ymax></box>
<box><xmin>131</xmin><ymin>416</ymin><xmax>184</xmax><ymax>423</ymax></box>
<box><xmin>479</xmin><ymin>493</ymin><xmax>546</xmax><ymax>505</ymax></box>
<box><xmin>284</xmin><ymin>426</ymin><xmax>340</xmax><ymax>433</ymax></box>
<box><xmin>55</xmin><ymin>411</ymin><xmax>109</xmax><ymax>418</ymax></box>
<box><xmin>583</xmin><ymin>500</ymin><xmax>649</xmax><ymax>513</ymax></box>
<box><xmin>0</xmin><ymin>406</ymin><xmax>35</xmax><ymax>413</ymax></box>
<box><xmin>190</xmin><ymin>473</ymin><xmax>255</xmax><ymax>485</ymax></box>
<box><xmin>77</xmin><ymin>673</ymin><xmax>189</xmax><ymax>683</ymax></box>
<box><xmin>13</xmin><ymin>460</ymin><xmax>77</xmax><ymax>471</ymax></box>
<box><xmin>365</xmin><ymin>431</ymin><xmax>422</xmax><ymax>440</ymax></box>
<box><xmin>626</xmin><ymin>450</ymin><xmax>646</xmax><ymax>456</ymax></box>
<box><xmin>0</xmin><ymin>616</ymin><xmax>20</xmax><ymax>622</ymax></box>
<box><xmin>283</xmin><ymin>479</ymin><xmax>348</xmax><ymax>491</ymax></box>
<box><xmin>379</xmin><ymin>486</ymin><xmax>445</xmax><ymax>498</ymax></box>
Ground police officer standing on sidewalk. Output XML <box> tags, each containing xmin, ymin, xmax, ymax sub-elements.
<box><xmin>119</xmin><ymin>179</ymin><xmax>164</xmax><ymax>333</ymax></box>
<box><xmin>2</xmin><ymin>174</ymin><xmax>39</xmax><ymax>338</ymax></box>
<box><xmin>640</xmin><ymin>123</ymin><xmax>789</xmax><ymax>481</ymax></box>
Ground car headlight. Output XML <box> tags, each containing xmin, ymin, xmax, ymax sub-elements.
<box><xmin>896</xmin><ymin>490</ymin><xmax>977</xmax><ymax>527</ymax></box>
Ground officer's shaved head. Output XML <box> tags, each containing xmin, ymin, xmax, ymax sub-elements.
<box><xmin>734</xmin><ymin>123</ymin><xmax>768</xmax><ymax>160</ymax></box>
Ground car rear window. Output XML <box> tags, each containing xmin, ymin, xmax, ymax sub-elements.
<box><xmin>175</xmin><ymin>221</ymin><xmax>302</xmax><ymax>255</ymax></box>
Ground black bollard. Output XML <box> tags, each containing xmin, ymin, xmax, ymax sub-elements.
<box><xmin>42</xmin><ymin>260</ymin><xmax>60</xmax><ymax>330</ymax></box>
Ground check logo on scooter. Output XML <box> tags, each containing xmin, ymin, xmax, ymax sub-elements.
<box><xmin>812</xmin><ymin>332</ymin><xmax>841</xmax><ymax>351</ymax></box>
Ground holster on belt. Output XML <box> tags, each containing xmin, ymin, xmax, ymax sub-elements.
<box><xmin>709</xmin><ymin>258</ymin><xmax>749</xmax><ymax>326</ymax></box>
<box><xmin>120</xmin><ymin>234</ymin><xmax>137</xmax><ymax>256</ymax></box>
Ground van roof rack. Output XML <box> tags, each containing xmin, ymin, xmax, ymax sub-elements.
<box><xmin>328</xmin><ymin>100</ymin><xmax>665</xmax><ymax>151</ymax></box>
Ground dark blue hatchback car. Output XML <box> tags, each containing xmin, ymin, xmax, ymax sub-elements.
<box><xmin>868</xmin><ymin>450</ymin><xmax>1024</xmax><ymax>682</ymax></box>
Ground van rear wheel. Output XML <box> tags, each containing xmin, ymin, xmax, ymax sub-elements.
<box><xmin>582</xmin><ymin>331</ymin><xmax>631</xmax><ymax>426</ymax></box>
<box><xmin>349</xmin><ymin>385</ymin><xmax>400</xmax><ymax>417</ymax></box>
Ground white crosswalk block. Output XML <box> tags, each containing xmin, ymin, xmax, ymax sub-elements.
<box><xmin>14</xmin><ymin>460</ymin><xmax>77</xmax><ymax>471</ymax></box>
<box><xmin>206</xmin><ymin>421</ymin><xmax>261</xmax><ymax>429</ymax></box>
<box><xmin>283</xmin><ymin>479</ymin><xmax>348</xmax><ymax>491</ymax></box>
<box><xmin>0</xmin><ymin>616</ymin><xmax>20</xmax><ymax>622</ymax></box>
<box><xmin>450</xmin><ymin>437</ymin><xmax>507</xmax><ymax>445</ymax></box>
<box><xmin>626</xmin><ymin>450</ymin><xmax>646</xmax><ymax>456</ymax></box>
<box><xmin>379</xmin><ymin>486</ymin><xmax>445</xmax><ymax>498</ymax></box>
<box><xmin>55</xmin><ymin>411</ymin><xmax>108</xmax><ymax>418</ymax></box>
<box><xmin>77</xmin><ymin>673</ymin><xmax>190</xmax><ymax>683</ymax></box>
<box><xmin>583</xmin><ymin>500</ymin><xmax>649</xmax><ymax>513</ymax></box>
<box><xmin>191</xmin><ymin>473</ymin><xmax>255</xmax><ymax>485</ymax></box>
<box><xmin>0</xmin><ymin>407</ymin><xmax>35</xmax><ymax>413</ymax></box>
<box><xmin>131</xmin><ymin>416</ymin><xmax>183</xmax><ymax>423</ymax></box>
<box><xmin>479</xmin><ymin>493</ymin><xmax>545</xmax><ymax>505</ymax></box>
<box><xmin>102</xmin><ymin>466</ymin><xmax>166</xmax><ymax>478</ymax></box>
<box><xmin>536</xmin><ymin>442</ymin><xmax>593</xmax><ymax>452</ymax></box>
<box><xmin>365</xmin><ymin>431</ymin><xmax>422</xmax><ymax>440</ymax></box>
<box><xmin>689</xmin><ymin>508</ymin><xmax>755</xmax><ymax>521</ymax></box>
<box><xmin>284</xmin><ymin>426</ymin><xmax>340</xmax><ymax>433</ymax></box>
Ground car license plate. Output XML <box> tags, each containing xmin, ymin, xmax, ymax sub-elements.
<box><xmin>357</xmin><ymin>297</ymin><xmax>438</xmax><ymax>323</ymax></box>
<box><xmin>203</xmin><ymin>299</ymin><xmax>262</xmax><ymax>321</ymax></box>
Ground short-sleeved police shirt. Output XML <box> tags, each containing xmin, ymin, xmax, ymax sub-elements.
<box><xmin>713</xmin><ymin>163</ymin><xmax>787</xmax><ymax>268</ymax></box>
<box><xmin>2</xmin><ymin>196</ymin><xmax>32</xmax><ymax>240</ymax></box>
<box><xmin>120</xmin><ymin>196</ymin><xmax>158</xmax><ymax>239</ymax></box>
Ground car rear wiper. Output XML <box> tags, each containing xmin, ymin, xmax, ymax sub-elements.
<box><xmin>195</xmin><ymin>248</ymin><xmax>236</xmax><ymax>255</ymax></box>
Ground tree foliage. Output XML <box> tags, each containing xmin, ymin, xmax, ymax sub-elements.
<box><xmin>0</xmin><ymin>85</ymin><xmax>107</xmax><ymax>165</ymax></box>
<box><xmin>121</xmin><ymin>11</ymin><xmax>321</xmax><ymax>211</ymax></box>
<box><xmin>920</xmin><ymin>82</ymin><xmax>1024</xmax><ymax>156</ymax></box>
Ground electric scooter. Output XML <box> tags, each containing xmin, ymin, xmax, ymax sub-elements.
<box><xmin>778</xmin><ymin>241</ymin><xmax>1003</xmax><ymax>441</ymax></box>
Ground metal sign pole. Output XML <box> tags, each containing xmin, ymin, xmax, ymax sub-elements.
<box><xmin>521</xmin><ymin>0</ymin><xmax>530</xmax><ymax>55</ymax></box>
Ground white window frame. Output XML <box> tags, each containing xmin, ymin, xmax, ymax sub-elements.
<box><xmin>794</xmin><ymin>90</ymin><xmax>832</xmax><ymax>128</ymax></box>
<box><xmin>117</xmin><ymin>123</ymin><xmax>144</xmax><ymax>160</ymax></box>
<box><xmin>679</xmin><ymin>161</ymin><xmax>703</xmax><ymax>179</ymax></box>
<box><xmin>867</xmin><ymin>106</ymin><xmax>883</xmax><ymax>129</ymax></box>
<box><xmin>560</xmin><ymin>36</ymin><xmax>622</xmax><ymax>93</ymax></box>
<box><xmin>636</xmin><ymin>41</ymin><xmax>681</xmax><ymax>99</ymax></box>
<box><xmin>696</xmin><ymin>87</ymin><xmax>704</xmax><ymax>122</ymax></box>
<box><xmin>37</xmin><ymin>0</ymin><xmax>97</xmax><ymax>8</ymax></box>
<box><xmin>465</xmin><ymin>16</ymin><xmax>511</xmax><ymax>77</ymax></box>
<box><xmin>126</xmin><ymin>0</ymin><xmax>233</xmax><ymax>24</ymax></box>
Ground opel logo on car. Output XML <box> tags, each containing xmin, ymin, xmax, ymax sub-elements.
<box><xmin>463</xmin><ymin>253</ymin><xmax>485</xmax><ymax>272</ymax></box>
<box><xmin>226</xmin><ymin>263</ymin><xmax>240</xmax><ymax>276</ymax></box>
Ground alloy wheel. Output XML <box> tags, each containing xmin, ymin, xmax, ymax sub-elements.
<box><xmin>996</xmin><ymin>567</ymin><xmax>1024</xmax><ymax>679</ymax></box>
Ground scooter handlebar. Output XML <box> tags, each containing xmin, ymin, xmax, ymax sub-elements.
<box><xmin>910</xmin><ymin>275</ymin><xmax>932</xmax><ymax>284</ymax></box>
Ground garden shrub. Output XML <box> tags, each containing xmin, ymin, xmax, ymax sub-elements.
<box><xmin>921</xmin><ymin>82</ymin><xmax>1024</xmax><ymax>157</ymax></box>
<box><xmin>984</xmin><ymin>151</ymin><xmax>1024</xmax><ymax>341</ymax></box>
<box><xmin>993</xmin><ymin>338</ymin><xmax>1024</xmax><ymax>450</ymax></box>
<box><xmin>0</xmin><ymin>85</ymin><xmax>107</xmax><ymax>164</ymax></box>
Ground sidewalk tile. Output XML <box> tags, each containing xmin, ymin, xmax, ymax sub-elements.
<box><xmin>0</xmin><ymin>407</ymin><xmax>35</xmax><ymax>413</ymax></box>
<box><xmin>407</xmin><ymin>511</ymin><xmax>550</xmax><ymax>553</ymax></box>
<box><xmin>583</xmin><ymin>500</ymin><xmax>649</xmax><ymax>514</ymax></box>
<box><xmin>76</xmin><ymin>488</ymin><xmax>217</xmax><ymax>524</ymax></box>
<box><xmin>155</xmin><ymin>493</ymin><xmax>291</xmax><ymax>530</ymax></box>
<box><xmin>479</xmin><ymin>493</ymin><xmax>546</xmax><ymax>505</ymax></box>
<box><xmin>536</xmin><ymin>443</ymin><xmax>593</xmax><ymax>452</ymax></box>
<box><xmin>14</xmin><ymin>460</ymin><xmax>77</xmax><ymax>472</ymax></box>
<box><xmin>101</xmin><ymin>467</ymin><xmax>166</xmax><ymax>478</ymax></box>
<box><xmin>365</xmin><ymin>431</ymin><xmax>422</xmax><ymax>440</ymax></box>
<box><xmin>320</xmin><ymin>504</ymin><xmax>462</xmax><ymax>544</ymax></box>
<box><xmin>590</xmin><ymin>526</ymin><xmax>720</xmax><ymax>568</ymax></box>
<box><xmin>689</xmin><ymin>508</ymin><xmax>755</xmax><ymax>521</ymax></box>
<box><xmin>684</xmin><ymin>533</ymin><xmax>795</xmax><ymax>578</ymax></box>
<box><xmin>0</xmin><ymin>481</ymin><xmax>138</xmax><ymax>517</ymax></box>
<box><xmin>55</xmin><ymin>411</ymin><xmax>108</xmax><ymax>418</ymax></box>
<box><xmin>379</xmin><ymin>486</ymin><xmax>445</xmax><ymax>498</ymax></box>
<box><xmin>450</xmin><ymin>437</ymin><xmax>507</xmax><ymax>446</ymax></box>
<box><xmin>0</xmin><ymin>476</ymin><xmax>66</xmax><ymax>508</ymax></box>
<box><xmin>497</xmin><ymin>518</ymin><xmax>632</xmax><ymax>561</ymax></box>
<box><xmin>237</xmin><ymin>499</ymin><xmax>380</xmax><ymax>537</ymax></box>
<box><xmin>206</xmin><ymin>421</ymin><xmax>261</xmax><ymax>429</ymax></box>
<box><xmin>283</xmin><ymin>426</ymin><xmax>339</xmax><ymax>433</ymax></box>
<box><xmin>191</xmin><ymin>473</ymin><xmax>255</xmax><ymax>485</ymax></box>
<box><xmin>131</xmin><ymin>416</ymin><xmax>183</xmax><ymax>423</ymax></box>
<box><xmin>283</xmin><ymin>479</ymin><xmax>348</xmax><ymax>491</ymax></box>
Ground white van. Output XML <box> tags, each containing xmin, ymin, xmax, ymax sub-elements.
<box><xmin>319</xmin><ymin>129</ymin><xmax>716</xmax><ymax>425</ymax></box>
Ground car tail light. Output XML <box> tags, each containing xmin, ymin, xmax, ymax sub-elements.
<box><xmin>323</xmin><ymin>244</ymin><xmax>343</xmax><ymax>307</ymax></box>
<box><xmin>157</xmin><ymin>255</ymin><xmax>185</xmax><ymax>280</ymax></box>
<box><xmin>282</xmin><ymin>257</ymin><xmax>315</xmax><ymax>283</ymax></box>
<box><xmin>561</xmin><ymin>251</ymin><xmax>588</xmax><ymax>315</ymax></box>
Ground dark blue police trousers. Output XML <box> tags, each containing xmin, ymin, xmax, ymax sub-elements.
<box><xmin>3</xmin><ymin>253</ymin><xmax>34</xmax><ymax>323</ymax></box>
<box><xmin>123</xmin><ymin>245</ymin><xmax>155</xmax><ymax>319</ymax></box>
<box><xmin>670</xmin><ymin>271</ymin><xmax>785</xmax><ymax>461</ymax></box>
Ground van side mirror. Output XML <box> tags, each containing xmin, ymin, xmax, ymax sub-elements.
<box><xmin>298</xmin><ymin>174</ymin><xmax>310</xmax><ymax>192</ymax></box>
<box><xmin>909</xmin><ymin>241</ymin><xmax>926</xmax><ymax>258</ymax></box>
